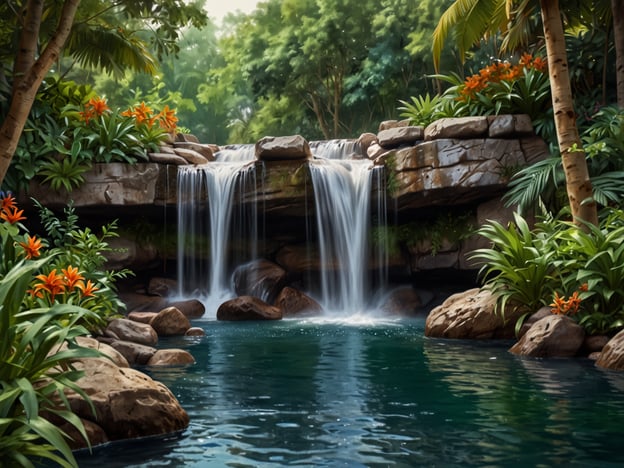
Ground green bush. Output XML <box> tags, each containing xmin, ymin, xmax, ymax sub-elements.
<box><xmin>471</xmin><ymin>209</ymin><xmax>624</xmax><ymax>336</ymax></box>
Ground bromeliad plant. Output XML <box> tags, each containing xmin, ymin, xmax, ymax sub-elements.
<box><xmin>471</xmin><ymin>209</ymin><xmax>624</xmax><ymax>336</ymax></box>
<box><xmin>0</xmin><ymin>193</ymin><xmax>133</xmax><ymax>467</ymax></box>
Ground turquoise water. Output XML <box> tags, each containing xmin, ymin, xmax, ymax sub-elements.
<box><xmin>77</xmin><ymin>317</ymin><xmax>624</xmax><ymax>467</ymax></box>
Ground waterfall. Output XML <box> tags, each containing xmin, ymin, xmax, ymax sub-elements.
<box><xmin>177</xmin><ymin>147</ymin><xmax>258</xmax><ymax>309</ymax></box>
<box><xmin>309</xmin><ymin>158</ymin><xmax>374</xmax><ymax>313</ymax></box>
<box><xmin>310</xmin><ymin>139</ymin><xmax>362</xmax><ymax>160</ymax></box>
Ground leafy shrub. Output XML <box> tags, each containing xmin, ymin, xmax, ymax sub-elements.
<box><xmin>471</xmin><ymin>209</ymin><xmax>624</xmax><ymax>336</ymax></box>
<box><xmin>0</xmin><ymin>194</ymin><xmax>131</xmax><ymax>467</ymax></box>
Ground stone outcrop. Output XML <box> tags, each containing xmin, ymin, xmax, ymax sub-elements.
<box><xmin>509</xmin><ymin>315</ymin><xmax>585</xmax><ymax>357</ymax></box>
<box><xmin>256</xmin><ymin>135</ymin><xmax>313</xmax><ymax>161</ymax></box>
<box><xmin>106</xmin><ymin>318</ymin><xmax>158</xmax><ymax>346</ymax></box>
<box><xmin>596</xmin><ymin>330</ymin><xmax>624</xmax><ymax>370</ymax></box>
<box><xmin>425</xmin><ymin>288</ymin><xmax>526</xmax><ymax>339</ymax></box>
<box><xmin>217</xmin><ymin>295</ymin><xmax>283</xmax><ymax>321</ymax></box>
<box><xmin>274</xmin><ymin>286</ymin><xmax>323</xmax><ymax>316</ymax></box>
<box><xmin>67</xmin><ymin>357</ymin><xmax>189</xmax><ymax>446</ymax></box>
<box><xmin>149</xmin><ymin>306</ymin><xmax>192</xmax><ymax>336</ymax></box>
<box><xmin>147</xmin><ymin>349</ymin><xmax>195</xmax><ymax>366</ymax></box>
<box><xmin>233</xmin><ymin>259</ymin><xmax>289</xmax><ymax>304</ymax></box>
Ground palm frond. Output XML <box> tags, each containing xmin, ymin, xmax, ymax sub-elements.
<box><xmin>65</xmin><ymin>23</ymin><xmax>157</xmax><ymax>76</ymax></box>
<box><xmin>503</xmin><ymin>157</ymin><xmax>564</xmax><ymax>214</ymax></box>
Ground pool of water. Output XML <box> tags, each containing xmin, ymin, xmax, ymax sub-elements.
<box><xmin>76</xmin><ymin>316</ymin><xmax>624</xmax><ymax>467</ymax></box>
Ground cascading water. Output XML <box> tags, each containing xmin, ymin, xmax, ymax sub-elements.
<box><xmin>176</xmin><ymin>145</ymin><xmax>258</xmax><ymax>311</ymax></box>
<box><xmin>309</xmin><ymin>158</ymin><xmax>375</xmax><ymax>314</ymax></box>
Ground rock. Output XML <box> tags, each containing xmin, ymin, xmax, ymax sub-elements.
<box><xmin>147</xmin><ymin>152</ymin><xmax>189</xmax><ymax>165</ymax></box>
<box><xmin>185</xmin><ymin>327</ymin><xmax>206</xmax><ymax>336</ymax></box>
<box><xmin>425</xmin><ymin>288</ymin><xmax>526</xmax><ymax>339</ymax></box>
<box><xmin>367</xmin><ymin>142</ymin><xmax>386</xmax><ymax>159</ymax></box>
<box><xmin>233</xmin><ymin>259</ymin><xmax>288</xmax><ymax>303</ymax></box>
<box><xmin>256</xmin><ymin>135</ymin><xmax>312</xmax><ymax>161</ymax></box>
<box><xmin>150</xmin><ymin>307</ymin><xmax>191</xmax><ymax>336</ymax></box>
<box><xmin>274</xmin><ymin>286</ymin><xmax>323</xmax><ymax>316</ymax></box>
<box><xmin>107</xmin><ymin>318</ymin><xmax>158</xmax><ymax>346</ymax></box>
<box><xmin>173</xmin><ymin>141</ymin><xmax>215</xmax><ymax>161</ymax></box>
<box><xmin>509</xmin><ymin>315</ymin><xmax>585</xmax><ymax>357</ymax></box>
<box><xmin>167</xmin><ymin>299</ymin><xmax>206</xmax><ymax>319</ymax></box>
<box><xmin>56</xmin><ymin>417</ymin><xmax>109</xmax><ymax>450</ymax></box>
<box><xmin>147</xmin><ymin>349</ymin><xmax>195</xmax><ymax>366</ymax></box>
<box><xmin>217</xmin><ymin>296</ymin><xmax>283</xmax><ymax>321</ymax></box>
<box><xmin>119</xmin><ymin>291</ymin><xmax>169</xmax><ymax>313</ymax></box>
<box><xmin>378</xmin><ymin>119</ymin><xmax>410</xmax><ymax>131</ymax></box>
<box><xmin>172</xmin><ymin>147</ymin><xmax>210</xmax><ymax>165</ymax></box>
<box><xmin>516</xmin><ymin>306</ymin><xmax>551</xmax><ymax>339</ymax></box>
<box><xmin>379</xmin><ymin>287</ymin><xmax>423</xmax><ymax>316</ymax></box>
<box><xmin>109</xmin><ymin>340</ymin><xmax>157</xmax><ymax>366</ymax></box>
<box><xmin>487</xmin><ymin>114</ymin><xmax>534</xmax><ymax>138</ymax></box>
<box><xmin>596</xmin><ymin>330</ymin><xmax>624</xmax><ymax>370</ymax></box>
<box><xmin>67</xmin><ymin>358</ymin><xmax>189</xmax><ymax>445</ymax></box>
<box><xmin>175</xmin><ymin>133</ymin><xmax>199</xmax><ymax>143</ymax></box>
<box><xmin>103</xmin><ymin>236</ymin><xmax>159</xmax><ymax>271</ymax></box>
<box><xmin>424</xmin><ymin>116</ymin><xmax>489</xmax><ymax>140</ymax></box>
<box><xmin>75</xmin><ymin>337</ymin><xmax>129</xmax><ymax>368</ymax></box>
<box><xmin>127</xmin><ymin>311</ymin><xmax>158</xmax><ymax>324</ymax></box>
<box><xmin>148</xmin><ymin>277</ymin><xmax>178</xmax><ymax>296</ymax></box>
<box><xmin>377</xmin><ymin>126</ymin><xmax>424</xmax><ymax>148</ymax></box>
<box><xmin>357</xmin><ymin>132</ymin><xmax>377</xmax><ymax>156</ymax></box>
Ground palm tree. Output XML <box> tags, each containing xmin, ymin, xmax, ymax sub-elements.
<box><xmin>432</xmin><ymin>0</ymin><xmax>599</xmax><ymax>226</ymax></box>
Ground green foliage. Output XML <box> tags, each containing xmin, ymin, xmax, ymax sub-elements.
<box><xmin>553</xmin><ymin>210</ymin><xmax>624</xmax><ymax>334</ymax></box>
<box><xmin>471</xmin><ymin>209</ymin><xmax>624</xmax><ymax>335</ymax></box>
<box><xmin>504</xmin><ymin>105</ymin><xmax>624</xmax><ymax>214</ymax></box>
<box><xmin>38</xmin><ymin>157</ymin><xmax>91</xmax><ymax>192</ymax></box>
<box><xmin>0</xmin><ymin>199</ymin><xmax>111</xmax><ymax>467</ymax></box>
<box><xmin>398</xmin><ymin>94</ymin><xmax>444</xmax><ymax>127</ymax></box>
<box><xmin>470</xmin><ymin>213</ymin><xmax>559</xmax><ymax>317</ymax></box>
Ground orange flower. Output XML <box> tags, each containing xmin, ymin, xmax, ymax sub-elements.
<box><xmin>62</xmin><ymin>265</ymin><xmax>84</xmax><ymax>290</ymax></box>
<box><xmin>579</xmin><ymin>283</ymin><xmax>589</xmax><ymax>292</ymax></box>
<box><xmin>1</xmin><ymin>206</ymin><xmax>26</xmax><ymax>224</ymax></box>
<box><xmin>566</xmin><ymin>291</ymin><xmax>582</xmax><ymax>315</ymax></box>
<box><xmin>157</xmin><ymin>105</ymin><xmax>178</xmax><ymax>131</ymax></box>
<box><xmin>88</xmin><ymin>97</ymin><xmax>110</xmax><ymax>116</ymax></box>
<box><xmin>519</xmin><ymin>52</ymin><xmax>533</xmax><ymax>66</ymax></box>
<box><xmin>1</xmin><ymin>193</ymin><xmax>16</xmax><ymax>211</ymax></box>
<box><xmin>531</xmin><ymin>56</ymin><xmax>547</xmax><ymax>72</ymax></box>
<box><xmin>76</xmin><ymin>279</ymin><xmax>99</xmax><ymax>297</ymax></box>
<box><xmin>132</xmin><ymin>102</ymin><xmax>153</xmax><ymax>125</ymax></box>
<box><xmin>33</xmin><ymin>269</ymin><xmax>66</xmax><ymax>301</ymax></box>
<box><xmin>550</xmin><ymin>291</ymin><xmax>566</xmax><ymax>314</ymax></box>
<box><xmin>18</xmin><ymin>235</ymin><xmax>43</xmax><ymax>259</ymax></box>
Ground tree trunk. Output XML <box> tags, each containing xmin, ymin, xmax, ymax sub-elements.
<box><xmin>539</xmin><ymin>0</ymin><xmax>598</xmax><ymax>227</ymax></box>
<box><xmin>0</xmin><ymin>0</ymin><xmax>81</xmax><ymax>186</ymax></box>
<box><xmin>613</xmin><ymin>0</ymin><xmax>624</xmax><ymax>108</ymax></box>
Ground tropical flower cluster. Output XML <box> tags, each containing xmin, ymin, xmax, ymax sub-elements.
<box><xmin>121</xmin><ymin>102</ymin><xmax>178</xmax><ymax>133</ymax></box>
<box><xmin>460</xmin><ymin>53</ymin><xmax>548</xmax><ymax>100</ymax></box>
<box><xmin>79</xmin><ymin>96</ymin><xmax>110</xmax><ymax>124</ymax></box>
<box><xmin>0</xmin><ymin>193</ymin><xmax>122</xmax><ymax>318</ymax></box>
<box><xmin>550</xmin><ymin>284</ymin><xmax>588</xmax><ymax>316</ymax></box>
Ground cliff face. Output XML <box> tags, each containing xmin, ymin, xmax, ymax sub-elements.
<box><xmin>21</xmin><ymin>115</ymin><xmax>548</xmax><ymax>281</ymax></box>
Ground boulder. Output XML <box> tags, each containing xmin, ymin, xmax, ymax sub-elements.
<box><xmin>75</xmin><ymin>337</ymin><xmax>129</xmax><ymax>368</ymax></box>
<box><xmin>108</xmin><ymin>340</ymin><xmax>157</xmax><ymax>366</ymax></box>
<box><xmin>127</xmin><ymin>311</ymin><xmax>158</xmax><ymax>324</ymax></box>
<box><xmin>106</xmin><ymin>318</ymin><xmax>158</xmax><ymax>346</ymax></box>
<box><xmin>172</xmin><ymin>147</ymin><xmax>210</xmax><ymax>165</ymax></box>
<box><xmin>378</xmin><ymin>119</ymin><xmax>410</xmax><ymax>131</ymax></box>
<box><xmin>185</xmin><ymin>327</ymin><xmax>206</xmax><ymax>337</ymax></box>
<box><xmin>147</xmin><ymin>152</ymin><xmax>188</xmax><ymax>165</ymax></box>
<box><xmin>67</xmin><ymin>358</ymin><xmax>189</xmax><ymax>445</ymax></box>
<box><xmin>424</xmin><ymin>116</ymin><xmax>489</xmax><ymax>140</ymax></box>
<box><xmin>487</xmin><ymin>114</ymin><xmax>534</xmax><ymax>138</ymax></box>
<box><xmin>256</xmin><ymin>135</ymin><xmax>312</xmax><ymax>161</ymax></box>
<box><xmin>147</xmin><ymin>349</ymin><xmax>196</xmax><ymax>366</ymax></box>
<box><xmin>167</xmin><ymin>299</ymin><xmax>206</xmax><ymax>319</ymax></box>
<box><xmin>356</xmin><ymin>132</ymin><xmax>378</xmax><ymax>156</ymax></box>
<box><xmin>149</xmin><ymin>306</ymin><xmax>191</xmax><ymax>336</ymax></box>
<box><xmin>173</xmin><ymin>141</ymin><xmax>215</xmax><ymax>161</ymax></box>
<box><xmin>233</xmin><ymin>259</ymin><xmax>288</xmax><ymax>303</ymax></box>
<box><xmin>596</xmin><ymin>330</ymin><xmax>624</xmax><ymax>370</ymax></box>
<box><xmin>425</xmin><ymin>288</ymin><xmax>525</xmax><ymax>339</ymax></box>
<box><xmin>217</xmin><ymin>296</ymin><xmax>283</xmax><ymax>321</ymax></box>
<box><xmin>377</xmin><ymin>126</ymin><xmax>424</xmax><ymax>148</ymax></box>
<box><xmin>509</xmin><ymin>315</ymin><xmax>585</xmax><ymax>357</ymax></box>
<box><xmin>274</xmin><ymin>286</ymin><xmax>323</xmax><ymax>316</ymax></box>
